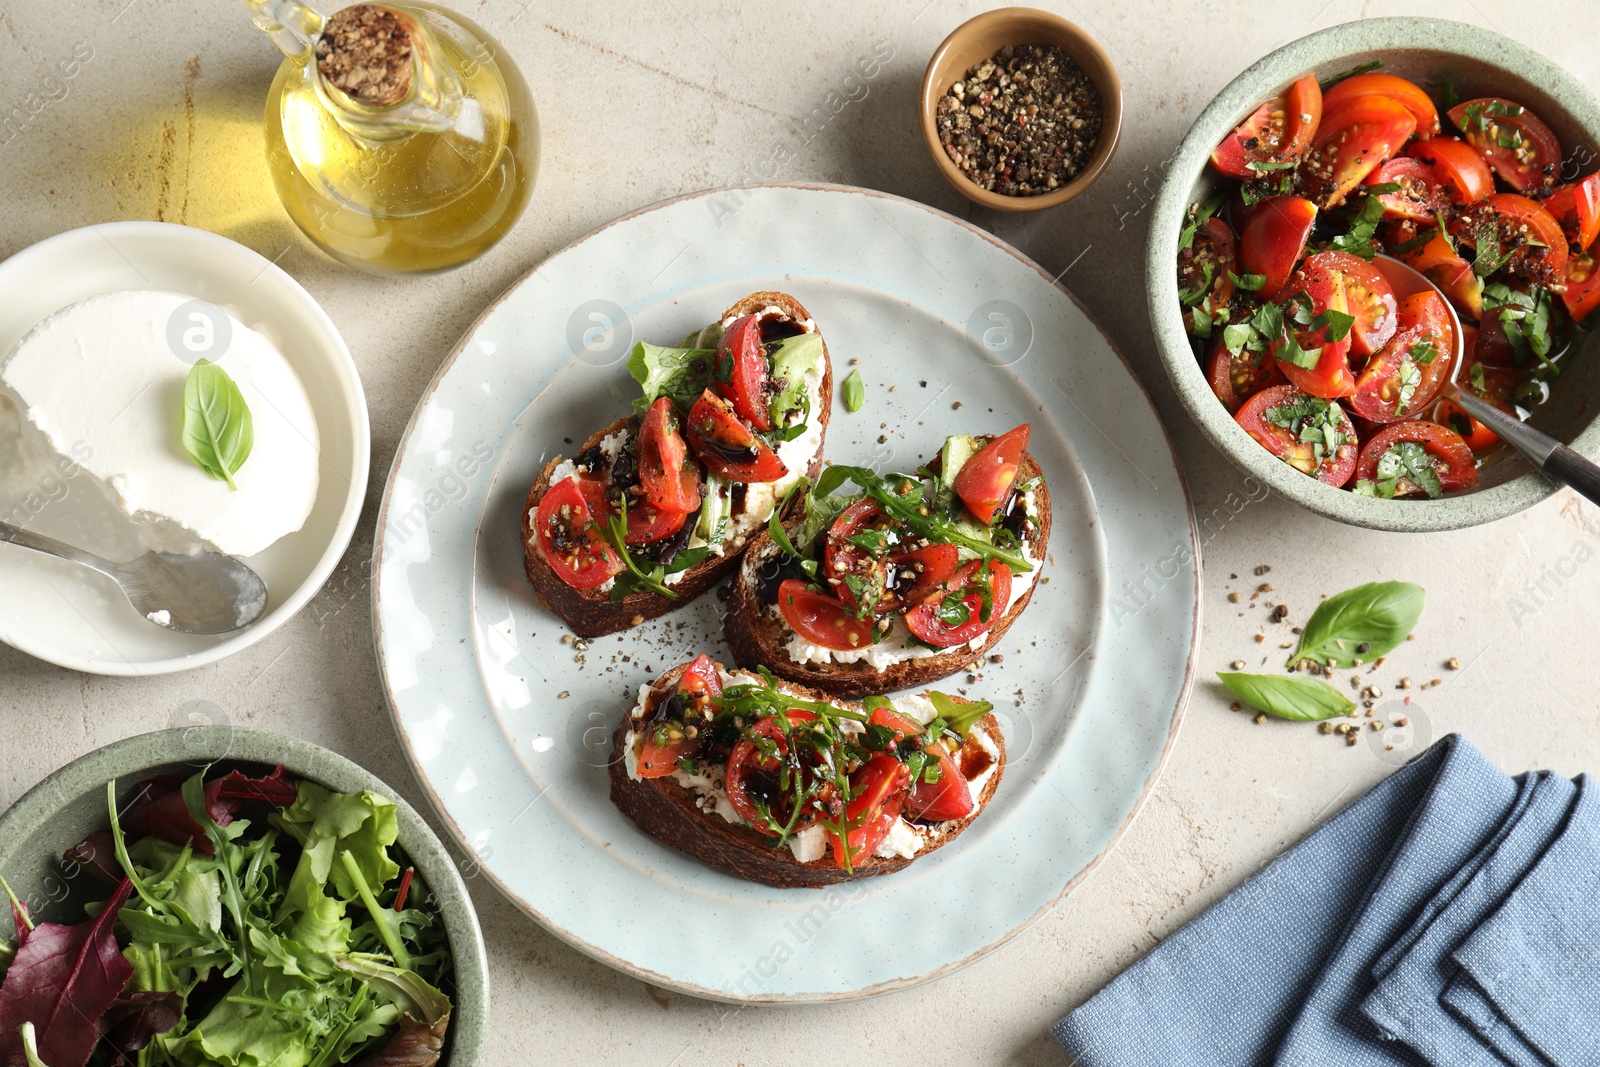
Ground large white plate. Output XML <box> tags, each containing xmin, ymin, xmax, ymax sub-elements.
<box><xmin>0</xmin><ymin>223</ymin><xmax>369</xmax><ymax>676</ymax></box>
<box><xmin>372</xmin><ymin>184</ymin><xmax>1199</xmax><ymax>1001</ymax></box>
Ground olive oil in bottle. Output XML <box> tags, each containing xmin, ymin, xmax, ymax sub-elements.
<box><xmin>246</xmin><ymin>1</ymin><xmax>538</xmax><ymax>274</ymax></box>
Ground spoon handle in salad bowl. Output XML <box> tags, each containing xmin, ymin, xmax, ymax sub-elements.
<box><xmin>0</xmin><ymin>519</ymin><xmax>117</xmax><ymax>577</ymax></box>
<box><xmin>1445</xmin><ymin>386</ymin><xmax>1600</xmax><ymax>507</ymax></box>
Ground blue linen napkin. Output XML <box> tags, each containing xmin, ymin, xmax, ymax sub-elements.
<box><xmin>1050</xmin><ymin>735</ymin><xmax>1600</xmax><ymax>1067</ymax></box>
<box><xmin>1438</xmin><ymin>772</ymin><xmax>1600</xmax><ymax>1066</ymax></box>
<box><xmin>1359</xmin><ymin>771</ymin><xmax>1576</xmax><ymax>1065</ymax></box>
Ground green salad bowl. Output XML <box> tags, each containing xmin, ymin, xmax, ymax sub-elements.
<box><xmin>1147</xmin><ymin>17</ymin><xmax>1600</xmax><ymax>531</ymax></box>
<box><xmin>0</xmin><ymin>727</ymin><xmax>488</xmax><ymax>1064</ymax></box>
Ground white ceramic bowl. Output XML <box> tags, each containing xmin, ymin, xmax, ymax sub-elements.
<box><xmin>0</xmin><ymin>222</ymin><xmax>368</xmax><ymax>675</ymax></box>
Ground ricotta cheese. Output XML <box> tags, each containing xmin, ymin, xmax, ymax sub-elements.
<box><xmin>0</xmin><ymin>291</ymin><xmax>320</xmax><ymax>558</ymax></box>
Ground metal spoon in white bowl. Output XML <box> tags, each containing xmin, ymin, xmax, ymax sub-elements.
<box><xmin>1373</xmin><ymin>254</ymin><xmax>1600</xmax><ymax>506</ymax></box>
<box><xmin>0</xmin><ymin>520</ymin><xmax>268</xmax><ymax>634</ymax></box>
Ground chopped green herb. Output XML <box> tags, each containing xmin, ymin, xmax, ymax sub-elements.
<box><xmin>1374</xmin><ymin>440</ymin><xmax>1443</xmax><ymax>499</ymax></box>
<box><xmin>1319</xmin><ymin>60</ymin><xmax>1383</xmax><ymax>91</ymax></box>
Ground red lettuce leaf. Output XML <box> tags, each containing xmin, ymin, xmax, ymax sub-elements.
<box><xmin>62</xmin><ymin>831</ymin><xmax>123</xmax><ymax>886</ymax></box>
<box><xmin>101</xmin><ymin>989</ymin><xmax>183</xmax><ymax>1066</ymax></box>
<box><xmin>0</xmin><ymin>878</ymin><xmax>134</xmax><ymax>1067</ymax></box>
<box><xmin>121</xmin><ymin>766</ymin><xmax>296</xmax><ymax>857</ymax></box>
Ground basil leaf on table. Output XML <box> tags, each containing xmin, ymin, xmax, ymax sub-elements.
<box><xmin>181</xmin><ymin>359</ymin><xmax>254</xmax><ymax>490</ymax></box>
<box><xmin>1288</xmin><ymin>580</ymin><xmax>1425</xmax><ymax>668</ymax></box>
<box><xmin>1218</xmin><ymin>672</ymin><xmax>1356</xmax><ymax>722</ymax></box>
<box><xmin>842</xmin><ymin>368</ymin><xmax>866</xmax><ymax>412</ymax></box>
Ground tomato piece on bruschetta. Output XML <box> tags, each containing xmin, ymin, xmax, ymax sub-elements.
<box><xmin>952</xmin><ymin>424</ymin><xmax>1030</xmax><ymax>524</ymax></box>
<box><xmin>714</xmin><ymin>314</ymin><xmax>773</xmax><ymax>431</ymax></box>
<box><xmin>777</xmin><ymin>579</ymin><xmax>879</xmax><ymax>651</ymax></box>
<box><xmin>636</xmin><ymin>397</ymin><xmax>703</xmax><ymax>514</ymax></box>
<box><xmin>685</xmin><ymin>390</ymin><xmax>789</xmax><ymax>483</ymax></box>
<box><xmin>636</xmin><ymin>654</ymin><xmax>722</xmax><ymax>778</ymax></box>
<box><xmin>725</xmin><ymin>710</ymin><xmax>824</xmax><ymax>834</ymax></box>
<box><xmin>828</xmin><ymin>754</ymin><xmax>909</xmax><ymax>868</ymax></box>
<box><xmin>904</xmin><ymin>560</ymin><xmax>1013</xmax><ymax>648</ymax></box>
<box><xmin>533</xmin><ymin>477</ymin><xmax>624</xmax><ymax>589</ymax></box>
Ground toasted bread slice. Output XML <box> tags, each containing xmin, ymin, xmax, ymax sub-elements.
<box><xmin>521</xmin><ymin>292</ymin><xmax>832</xmax><ymax>638</ymax></box>
<box><xmin>608</xmin><ymin>659</ymin><xmax>1005</xmax><ymax>888</ymax></box>
<box><xmin>723</xmin><ymin>448</ymin><xmax>1051</xmax><ymax>698</ymax></box>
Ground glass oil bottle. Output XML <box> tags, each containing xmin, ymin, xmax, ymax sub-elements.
<box><xmin>244</xmin><ymin>0</ymin><xmax>538</xmax><ymax>274</ymax></box>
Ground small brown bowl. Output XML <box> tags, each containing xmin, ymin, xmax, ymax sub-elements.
<box><xmin>919</xmin><ymin>7</ymin><xmax>1122</xmax><ymax>212</ymax></box>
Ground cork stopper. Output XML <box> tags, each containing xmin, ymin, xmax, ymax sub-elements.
<box><xmin>315</xmin><ymin>4</ymin><xmax>413</xmax><ymax>108</ymax></box>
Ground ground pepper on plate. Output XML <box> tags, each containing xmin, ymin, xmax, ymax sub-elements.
<box><xmin>935</xmin><ymin>44</ymin><xmax>1102</xmax><ymax>196</ymax></box>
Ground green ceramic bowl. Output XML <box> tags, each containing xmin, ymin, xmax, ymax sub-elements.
<box><xmin>0</xmin><ymin>728</ymin><xmax>488</xmax><ymax>1064</ymax></box>
<box><xmin>1148</xmin><ymin>17</ymin><xmax>1600</xmax><ymax>531</ymax></box>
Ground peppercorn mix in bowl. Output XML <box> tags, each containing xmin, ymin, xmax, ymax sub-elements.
<box><xmin>920</xmin><ymin>7</ymin><xmax>1122</xmax><ymax>212</ymax></box>
<box><xmin>1147</xmin><ymin>17</ymin><xmax>1600</xmax><ymax>532</ymax></box>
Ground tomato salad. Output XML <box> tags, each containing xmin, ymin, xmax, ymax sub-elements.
<box><xmin>1180</xmin><ymin>65</ymin><xmax>1597</xmax><ymax>499</ymax></box>
<box><xmin>532</xmin><ymin>306</ymin><xmax>827</xmax><ymax>597</ymax></box>
<box><xmin>626</xmin><ymin>655</ymin><xmax>1002</xmax><ymax>871</ymax></box>
<box><xmin>759</xmin><ymin>427</ymin><xmax>1045</xmax><ymax>670</ymax></box>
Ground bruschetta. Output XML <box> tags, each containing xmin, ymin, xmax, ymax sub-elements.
<box><xmin>609</xmin><ymin>655</ymin><xmax>1005</xmax><ymax>888</ymax></box>
<box><xmin>723</xmin><ymin>426</ymin><xmax>1050</xmax><ymax>697</ymax></box>
<box><xmin>522</xmin><ymin>292</ymin><xmax>832</xmax><ymax>637</ymax></box>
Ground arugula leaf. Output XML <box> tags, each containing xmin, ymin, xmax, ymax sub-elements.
<box><xmin>1287</xmin><ymin>580</ymin><xmax>1424</xmax><ymax>668</ymax></box>
<box><xmin>1218</xmin><ymin>672</ymin><xmax>1356</xmax><ymax>721</ymax></box>
<box><xmin>812</xmin><ymin>465</ymin><xmax>1031</xmax><ymax>571</ymax></box>
<box><xmin>927</xmin><ymin>692</ymin><xmax>992</xmax><ymax>737</ymax></box>
<box><xmin>597</xmin><ymin>497</ymin><xmax>680</xmax><ymax>600</ymax></box>
<box><xmin>627</xmin><ymin>342</ymin><xmax>714</xmax><ymax>416</ymax></box>
<box><xmin>182</xmin><ymin>359</ymin><xmax>255</xmax><ymax>490</ymax></box>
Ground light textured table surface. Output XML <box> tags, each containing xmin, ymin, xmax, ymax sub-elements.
<box><xmin>2</xmin><ymin>1</ymin><xmax>1598</xmax><ymax>1063</ymax></box>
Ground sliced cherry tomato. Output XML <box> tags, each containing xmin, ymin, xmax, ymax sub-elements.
<box><xmin>1210</xmin><ymin>73</ymin><xmax>1323</xmax><ymax>179</ymax></box>
<box><xmin>882</xmin><ymin>542</ymin><xmax>960</xmax><ymax>615</ymax></box>
<box><xmin>1348</xmin><ymin>291</ymin><xmax>1457</xmax><ymax>423</ymax></box>
<box><xmin>1448</xmin><ymin>97</ymin><xmax>1561</xmax><ymax>192</ymax></box>
<box><xmin>635</xmin><ymin>657</ymin><xmax>722</xmax><ymax>779</ymax></box>
<box><xmin>867</xmin><ymin>706</ymin><xmax>925</xmax><ymax>742</ymax></box>
<box><xmin>1365</xmin><ymin>157</ymin><xmax>1450</xmax><ymax>223</ymax></box>
<box><xmin>776</xmin><ymin>578</ymin><xmax>877</xmax><ymax>651</ymax></box>
<box><xmin>1406</xmin><ymin>137</ymin><xmax>1495</xmax><ymax>205</ymax></box>
<box><xmin>1179</xmin><ymin>217</ymin><xmax>1238</xmax><ymax>335</ymax></box>
<box><xmin>1355</xmin><ymin>421</ymin><xmax>1478</xmax><ymax>496</ymax></box>
<box><xmin>725</xmin><ymin>710</ymin><xmax>821</xmax><ymax>834</ymax></box>
<box><xmin>1206</xmin><ymin>332</ymin><xmax>1288</xmax><ymax>413</ymax></box>
<box><xmin>533</xmin><ymin>476</ymin><xmax>624</xmax><ymax>590</ymax></box>
<box><xmin>1453</xmin><ymin>193</ymin><xmax>1569</xmax><ymax>288</ymax></box>
<box><xmin>1545</xmin><ymin>174</ymin><xmax>1600</xmax><ymax>253</ymax></box>
<box><xmin>829</xmin><ymin>755</ymin><xmax>910</xmax><ymax>868</ymax></box>
<box><xmin>1429</xmin><ymin>398</ymin><xmax>1501</xmax><ymax>452</ymax></box>
<box><xmin>1323</xmin><ymin>72</ymin><xmax>1441</xmax><ymax>137</ymax></box>
<box><xmin>621</xmin><ymin>499</ymin><xmax>689</xmax><ymax>545</ymax></box>
<box><xmin>714</xmin><ymin>313</ymin><xmax>773</xmax><ymax>432</ymax></box>
<box><xmin>1240</xmin><ymin>195</ymin><xmax>1319</xmax><ymax>300</ymax></box>
<box><xmin>1303</xmin><ymin>94</ymin><xmax>1417</xmax><ymax>207</ymax></box>
<box><xmin>1306</xmin><ymin>249</ymin><xmax>1398</xmax><ymax>358</ymax></box>
<box><xmin>1563</xmin><ymin>249</ymin><xmax>1600</xmax><ymax>323</ymax></box>
<box><xmin>1234</xmin><ymin>385</ymin><xmax>1358</xmax><ymax>486</ymax></box>
<box><xmin>904</xmin><ymin>744</ymin><xmax>976</xmax><ymax>822</ymax></box>
<box><xmin>1391</xmin><ymin>221</ymin><xmax>1483</xmax><ymax>320</ymax></box>
<box><xmin>636</xmin><ymin>397</ymin><xmax>702</xmax><ymax>514</ymax></box>
<box><xmin>823</xmin><ymin>500</ymin><xmax>890</xmax><ymax>613</ymax></box>
<box><xmin>904</xmin><ymin>560</ymin><xmax>1013</xmax><ymax>648</ymax></box>
<box><xmin>684</xmin><ymin>389</ymin><xmax>788</xmax><ymax>483</ymax></box>
<box><xmin>952</xmin><ymin>425</ymin><xmax>1030</xmax><ymax>525</ymax></box>
<box><xmin>1273</xmin><ymin>262</ymin><xmax>1355</xmax><ymax>398</ymax></box>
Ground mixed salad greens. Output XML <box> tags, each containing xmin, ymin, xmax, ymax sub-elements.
<box><xmin>0</xmin><ymin>766</ymin><xmax>452</xmax><ymax>1067</ymax></box>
